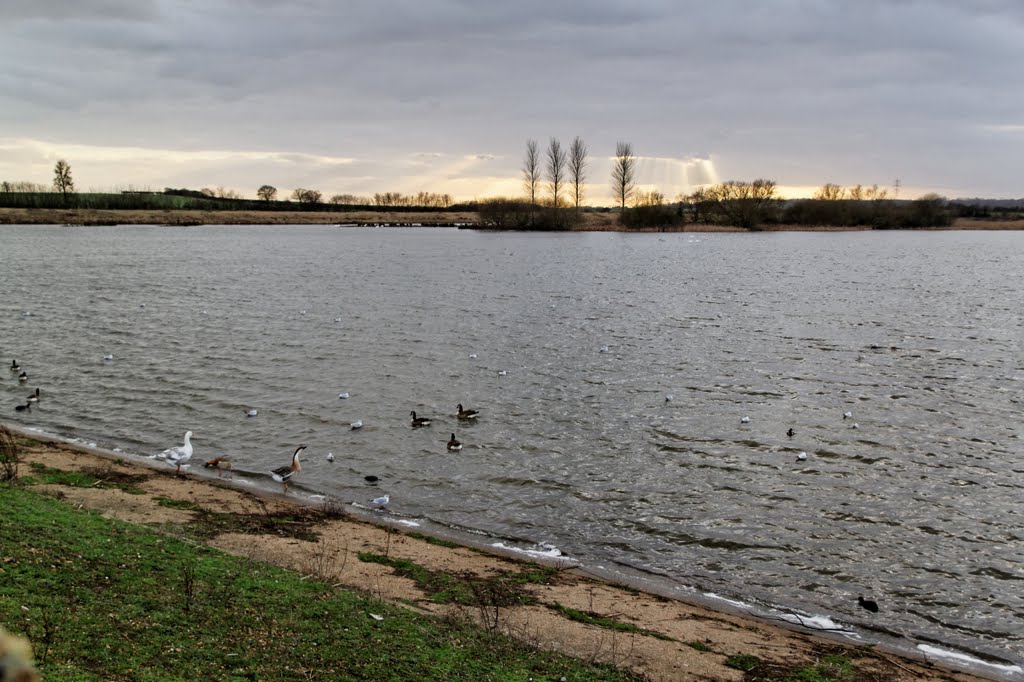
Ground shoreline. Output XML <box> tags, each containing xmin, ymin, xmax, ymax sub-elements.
<box><xmin>2</xmin><ymin>207</ymin><xmax>1023</xmax><ymax>231</ymax></box>
<box><xmin>3</xmin><ymin>422</ymin><xmax>1013</xmax><ymax>682</ymax></box>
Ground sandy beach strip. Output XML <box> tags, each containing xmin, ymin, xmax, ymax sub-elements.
<box><xmin>1</xmin><ymin>424</ymin><xmax>1007</xmax><ymax>681</ymax></box>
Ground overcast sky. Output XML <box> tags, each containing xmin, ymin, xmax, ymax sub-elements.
<box><xmin>2</xmin><ymin>0</ymin><xmax>1022</xmax><ymax>202</ymax></box>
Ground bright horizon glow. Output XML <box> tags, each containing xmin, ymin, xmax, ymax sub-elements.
<box><xmin>0</xmin><ymin>137</ymin><xmax>999</xmax><ymax>205</ymax></box>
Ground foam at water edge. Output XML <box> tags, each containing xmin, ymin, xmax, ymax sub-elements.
<box><xmin>491</xmin><ymin>541</ymin><xmax>579</xmax><ymax>564</ymax></box>
<box><xmin>702</xmin><ymin>592</ymin><xmax>752</xmax><ymax>610</ymax></box>
<box><xmin>777</xmin><ymin>613</ymin><xmax>856</xmax><ymax>635</ymax></box>
<box><xmin>396</xmin><ymin>519</ymin><xmax>421</xmax><ymax>527</ymax></box>
<box><xmin>917</xmin><ymin>644</ymin><xmax>1023</xmax><ymax>676</ymax></box>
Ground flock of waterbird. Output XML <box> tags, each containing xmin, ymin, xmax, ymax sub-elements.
<box><xmin>151</xmin><ymin>397</ymin><xmax>482</xmax><ymax>511</ymax></box>
<box><xmin>10</xmin><ymin>355</ymin><xmax>880</xmax><ymax>614</ymax></box>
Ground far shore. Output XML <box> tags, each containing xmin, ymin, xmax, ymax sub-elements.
<box><xmin>0</xmin><ymin>424</ymin><xmax>1006</xmax><ymax>682</ymax></box>
<box><xmin>2</xmin><ymin>207</ymin><xmax>1022</xmax><ymax>231</ymax></box>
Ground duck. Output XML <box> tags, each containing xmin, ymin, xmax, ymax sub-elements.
<box><xmin>203</xmin><ymin>456</ymin><xmax>231</xmax><ymax>478</ymax></box>
<box><xmin>843</xmin><ymin>411</ymin><xmax>853</xmax><ymax>420</ymax></box>
<box><xmin>18</xmin><ymin>371</ymin><xmax>28</xmax><ymax>384</ymax></box>
<box><xmin>245</xmin><ymin>409</ymin><xmax>258</xmax><ymax>417</ymax></box>
<box><xmin>14</xmin><ymin>402</ymin><xmax>31</xmax><ymax>412</ymax></box>
<box><xmin>456</xmin><ymin>403</ymin><xmax>479</xmax><ymax>420</ymax></box>
<box><xmin>103</xmin><ymin>354</ymin><xmax>114</xmax><ymax>362</ymax></box>
<box><xmin>26</xmin><ymin>388</ymin><xmax>40</xmax><ymax>403</ymax></box>
<box><xmin>370</xmin><ymin>494</ymin><xmax>390</xmax><ymax>509</ymax></box>
<box><xmin>160</xmin><ymin>431</ymin><xmax>194</xmax><ymax>475</ymax></box>
<box><xmin>410</xmin><ymin>411</ymin><xmax>432</xmax><ymax>427</ymax></box>
<box><xmin>9</xmin><ymin>360</ymin><xmax>19</xmax><ymax>372</ymax></box>
<box><xmin>786</xmin><ymin>427</ymin><xmax>795</xmax><ymax>438</ymax></box>
<box><xmin>857</xmin><ymin>595</ymin><xmax>879</xmax><ymax>613</ymax></box>
<box><xmin>447</xmin><ymin>433</ymin><xmax>463</xmax><ymax>452</ymax></box>
<box><xmin>270</xmin><ymin>445</ymin><xmax>305</xmax><ymax>493</ymax></box>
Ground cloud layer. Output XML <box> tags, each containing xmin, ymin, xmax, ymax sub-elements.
<box><xmin>2</xmin><ymin>1</ymin><xmax>1022</xmax><ymax>200</ymax></box>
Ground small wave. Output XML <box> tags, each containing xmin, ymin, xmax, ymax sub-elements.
<box><xmin>702</xmin><ymin>592</ymin><xmax>752</xmax><ymax>610</ymax></box>
<box><xmin>917</xmin><ymin>644</ymin><xmax>1023</xmax><ymax>676</ymax></box>
<box><xmin>491</xmin><ymin>541</ymin><xmax>577</xmax><ymax>564</ymax></box>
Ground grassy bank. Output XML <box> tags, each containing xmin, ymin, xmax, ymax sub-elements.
<box><xmin>0</xmin><ymin>484</ymin><xmax>640</xmax><ymax>681</ymax></box>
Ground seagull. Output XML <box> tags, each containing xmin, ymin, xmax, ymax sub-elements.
<box><xmin>447</xmin><ymin>433</ymin><xmax>463</xmax><ymax>451</ymax></box>
<box><xmin>787</xmin><ymin>428</ymin><xmax>795</xmax><ymax>438</ymax></box>
<box><xmin>851</xmin><ymin>423</ymin><xmax>859</xmax><ymax>429</ymax></box>
<box><xmin>857</xmin><ymin>596</ymin><xmax>879</xmax><ymax>613</ymax></box>
<box><xmin>796</xmin><ymin>451</ymin><xmax>808</xmax><ymax>461</ymax></box>
<box><xmin>203</xmin><ymin>456</ymin><xmax>231</xmax><ymax>478</ymax></box>
<box><xmin>103</xmin><ymin>354</ymin><xmax>114</xmax><ymax>362</ymax></box>
<box><xmin>338</xmin><ymin>392</ymin><xmax>350</xmax><ymax>399</ymax></box>
<box><xmin>843</xmin><ymin>411</ymin><xmax>853</xmax><ymax>419</ymax></box>
<box><xmin>270</xmin><ymin>445</ymin><xmax>305</xmax><ymax>493</ymax></box>
<box><xmin>410</xmin><ymin>411</ymin><xmax>432</xmax><ymax>427</ymax></box>
<box><xmin>26</xmin><ymin>388</ymin><xmax>40</xmax><ymax>403</ymax></box>
<box><xmin>469</xmin><ymin>353</ymin><xmax>477</xmax><ymax>359</ymax></box>
<box><xmin>665</xmin><ymin>394</ymin><xmax>674</xmax><ymax>402</ymax></box>
<box><xmin>245</xmin><ymin>409</ymin><xmax>258</xmax><ymax>417</ymax></box>
<box><xmin>370</xmin><ymin>494</ymin><xmax>390</xmax><ymax>509</ymax></box>
<box><xmin>740</xmin><ymin>416</ymin><xmax>750</xmax><ymax>424</ymax></box>
<box><xmin>326</xmin><ymin>452</ymin><xmax>335</xmax><ymax>462</ymax></box>
<box><xmin>10</xmin><ymin>360</ymin><xmax>20</xmax><ymax>372</ymax></box>
<box><xmin>350</xmin><ymin>420</ymin><xmax>364</xmax><ymax>430</ymax></box>
<box><xmin>498</xmin><ymin>370</ymin><xmax>507</xmax><ymax>376</ymax></box>
<box><xmin>599</xmin><ymin>345</ymin><xmax>610</xmax><ymax>353</ymax></box>
<box><xmin>456</xmin><ymin>403</ymin><xmax>479</xmax><ymax>420</ymax></box>
<box><xmin>18</xmin><ymin>371</ymin><xmax>28</xmax><ymax>383</ymax></box>
<box><xmin>14</xmin><ymin>402</ymin><xmax>31</xmax><ymax>412</ymax></box>
<box><xmin>160</xmin><ymin>431</ymin><xmax>194</xmax><ymax>475</ymax></box>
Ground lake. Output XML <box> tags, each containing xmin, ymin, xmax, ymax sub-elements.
<box><xmin>2</xmin><ymin>224</ymin><xmax>1022</xmax><ymax>676</ymax></box>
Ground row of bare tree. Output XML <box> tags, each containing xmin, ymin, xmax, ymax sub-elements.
<box><xmin>521</xmin><ymin>137</ymin><xmax>590</xmax><ymax>210</ymax></box>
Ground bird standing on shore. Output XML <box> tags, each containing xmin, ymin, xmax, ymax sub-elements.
<box><xmin>270</xmin><ymin>445</ymin><xmax>305</xmax><ymax>493</ymax></box>
<box><xmin>203</xmin><ymin>456</ymin><xmax>231</xmax><ymax>478</ymax></box>
<box><xmin>410</xmin><ymin>411</ymin><xmax>432</xmax><ymax>427</ymax></box>
<box><xmin>370</xmin><ymin>494</ymin><xmax>389</xmax><ymax>509</ymax></box>
<box><xmin>447</xmin><ymin>433</ymin><xmax>463</xmax><ymax>451</ymax></box>
<box><xmin>160</xmin><ymin>431</ymin><xmax>194</xmax><ymax>475</ymax></box>
<box><xmin>456</xmin><ymin>403</ymin><xmax>479</xmax><ymax>420</ymax></box>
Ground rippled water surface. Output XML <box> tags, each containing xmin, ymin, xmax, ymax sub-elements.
<box><xmin>2</xmin><ymin>225</ymin><xmax>1022</xmax><ymax>673</ymax></box>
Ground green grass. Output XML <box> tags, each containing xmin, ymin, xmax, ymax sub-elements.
<box><xmin>25</xmin><ymin>462</ymin><xmax>147</xmax><ymax>495</ymax></box>
<box><xmin>406</xmin><ymin>531</ymin><xmax>462</xmax><ymax>549</ymax></box>
<box><xmin>550</xmin><ymin>604</ymin><xmax>675</xmax><ymax>642</ymax></box>
<box><xmin>687</xmin><ymin>640</ymin><xmax>712</xmax><ymax>652</ymax></box>
<box><xmin>722</xmin><ymin>652</ymin><xmax>856</xmax><ymax>681</ymax></box>
<box><xmin>357</xmin><ymin>553</ymin><xmax>552</xmax><ymax>608</ymax></box>
<box><xmin>0</xmin><ymin>485</ymin><xmax>642</xmax><ymax>681</ymax></box>
<box><xmin>726</xmin><ymin>653</ymin><xmax>762</xmax><ymax>672</ymax></box>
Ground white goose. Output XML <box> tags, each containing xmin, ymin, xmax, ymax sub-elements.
<box><xmin>160</xmin><ymin>431</ymin><xmax>194</xmax><ymax>475</ymax></box>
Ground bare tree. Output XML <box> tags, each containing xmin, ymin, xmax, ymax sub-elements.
<box><xmin>546</xmin><ymin>138</ymin><xmax>567</xmax><ymax>208</ymax></box>
<box><xmin>257</xmin><ymin>185</ymin><xmax>277</xmax><ymax>201</ymax></box>
<box><xmin>611</xmin><ymin>142</ymin><xmax>636</xmax><ymax>210</ymax></box>
<box><xmin>814</xmin><ymin>183</ymin><xmax>845</xmax><ymax>200</ymax></box>
<box><xmin>291</xmin><ymin>188</ymin><xmax>322</xmax><ymax>204</ymax></box>
<box><xmin>704</xmin><ymin>179</ymin><xmax>778</xmax><ymax>229</ymax></box>
<box><xmin>568</xmin><ymin>136</ymin><xmax>588</xmax><ymax>212</ymax></box>
<box><xmin>522</xmin><ymin>139</ymin><xmax>541</xmax><ymax>207</ymax></box>
<box><xmin>53</xmin><ymin>159</ymin><xmax>74</xmax><ymax>201</ymax></box>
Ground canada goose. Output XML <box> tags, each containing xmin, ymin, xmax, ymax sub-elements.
<box><xmin>14</xmin><ymin>402</ymin><xmax>31</xmax><ymax>412</ymax></box>
<box><xmin>456</xmin><ymin>404</ymin><xmax>479</xmax><ymax>420</ymax></box>
<box><xmin>26</xmin><ymin>388</ymin><xmax>40</xmax><ymax>403</ymax></box>
<box><xmin>18</xmin><ymin>371</ymin><xmax>28</xmax><ymax>383</ymax></box>
<box><xmin>787</xmin><ymin>428</ymin><xmax>795</xmax><ymax>438</ymax></box>
<box><xmin>410</xmin><ymin>411</ymin><xmax>432</xmax><ymax>427</ymax></box>
<box><xmin>447</xmin><ymin>433</ymin><xmax>463</xmax><ymax>452</ymax></box>
<box><xmin>10</xmin><ymin>360</ymin><xmax>20</xmax><ymax>372</ymax></box>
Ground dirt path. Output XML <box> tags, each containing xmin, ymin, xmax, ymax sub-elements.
<box><xmin>12</xmin><ymin>434</ymin><xmax>998</xmax><ymax>682</ymax></box>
